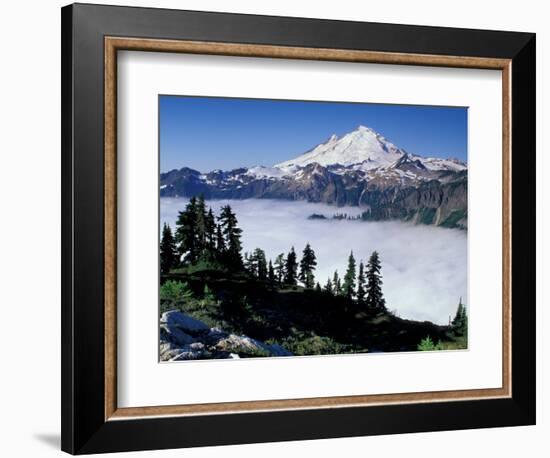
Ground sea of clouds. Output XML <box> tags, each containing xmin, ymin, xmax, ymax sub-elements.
<box><xmin>161</xmin><ymin>198</ymin><xmax>467</xmax><ymax>325</ymax></box>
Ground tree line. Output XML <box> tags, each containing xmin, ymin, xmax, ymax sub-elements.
<box><xmin>451</xmin><ymin>297</ymin><xmax>468</xmax><ymax>336</ymax></box>
<box><xmin>243</xmin><ymin>244</ymin><xmax>386</xmax><ymax>311</ymax></box>
<box><xmin>160</xmin><ymin>195</ymin><xmax>387</xmax><ymax>312</ymax></box>
<box><xmin>160</xmin><ymin>195</ymin><xmax>244</xmax><ymax>273</ymax></box>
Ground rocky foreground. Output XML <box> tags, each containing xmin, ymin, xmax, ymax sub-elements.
<box><xmin>160</xmin><ymin>310</ymin><xmax>293</xmax><ymax>361</ymax></box>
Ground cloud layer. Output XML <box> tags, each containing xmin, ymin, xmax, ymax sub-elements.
<box><xmin>161</xmin><ymin>198</ymin><xmax>467</xmax><ymax>325</ymax></box>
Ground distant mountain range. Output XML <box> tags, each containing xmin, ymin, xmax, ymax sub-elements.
<box><xmin>160</xmin><ymin>125</ymin><xmax>467</xmax><ymax>229</ymax></box>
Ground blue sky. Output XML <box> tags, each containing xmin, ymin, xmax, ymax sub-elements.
<box><xmin>160</xmin><ymin>95</ymin><xmax>467</xmax><ymax>173</ymax></box>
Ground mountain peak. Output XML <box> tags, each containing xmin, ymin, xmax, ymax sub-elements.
<box><xmin>275</xmin><ymin>125</ymin><xmax>406</xmax><ymax>170</ymax></box>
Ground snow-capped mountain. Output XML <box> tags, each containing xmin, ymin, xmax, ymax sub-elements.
<box><xmin>274</xmin><ymin>125</ymin><xmax>465</xmax><ymax>174</ymax></box>
<box><xmin>275</xmin><ymin>125</ymin><xmax>407</xmax><ymax>171</ymax></box>
<box><xmin>160</xmin><ymin>125</ymin><xmax>468</xmax><ymax>229</ymax></box>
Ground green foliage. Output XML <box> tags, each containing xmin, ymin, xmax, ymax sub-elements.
<box><xmin>356</xmin><ymin>260</ymin><xmax>366</xmax><ymax>305</ymax></box>
<box><xmin>452</xmin><ymin>298</ymin><xmax>468</xmax><ymax>336</ymax></box>
<box><xmin>160</xmin><ymin>280</ymin><xmax>194</xmax><ymax>312</ymax></box>
<box><xmin>174</xmin><ymin>197</ymin><xmax>243</xmax><ymax>270</ymax></box>
<box><xmin>160</xmin><ymin>280</ymin><xmax>193</xmax><ymax>302</ymax></box>
<box><xmin>417</xmin><ymin>336</ymin><xmax>444</xmax><ymax>351</ymax></box>
<box><xmin>284</xmin><ymin>247</ymin><xmax>298</xmax><ymax>286</ymax></box>
<box><xmin>365</xmin><ymin>251</ymin><xmax>386</xmax><ymax>311</ymax></box>
<box><xmin>160</xmin><ymin>223</ymin><xmax>178</xmax><ymax>274</ymax></box>
<box><xmin>273</xmin><ymin>253</ymin><xmax>286</xmax><ymax>285</ymax></box>
<box><xmin>184</xmin><ymin>258</ymin><xmax>227</xmax><ymax>274</ymax></box>
<box><xmin>256</xmin><ymin>249</ymin><xmax>267</xmax><ymax>280</ymax></box>
<box><xmin>332</xmin><ymin>271</ymin><xmax>342</xmax><ymax>296</ymax></box>
<box><xmin>245</xmin><ymin>248</ymin><xmax>268</xmax><ymax>280</ymax></box>
<box><xmin>417</xmin><ymin>334</ymin><xmax>468</xmax><ymax>351</ymax></box>
<box><xmin>204</xmin><ymin>208</ymin><xmax>217</xmax><ymax>255</ymax></box>
<box><xmin>342</xmin><ymin>251</ymin><xmax>357</xmax><ymax>300</ymax></box>
<box><xmin>195</xmin><ymin>194</ymin><xmax>208</xmax><ymax>251</ymax></box>
<box><xmin>202</xmin><ymin>284</ymin><xmax>216</xmax><ymax>303</ymax></box>
<box><xmin>175</xmin><ymin>196</ymin><xmax>199</xmax><ymax>264</ymax></box>
<box><xmin>218</xmin><ymin>204</ymin><xmax>244</xmax><ymax>269</ymax></box>
<box><xmin>215</xmin><ymin>223</ymin><xmax>226</xmax><ymax>252</ymax></box>
<box><xmin>299</xmin><ymin>243</ymin><xmax>317</xmax><ymax>288</ymax></box>
<box><xmin>437</xmin><ymin>337</ymin><xmax>467</xmax><ymax>350</ymax></box>
<box><xmin>277</xmin><ymin>333</ymin><xmax>350</xmax><ymax>356</ymax></box>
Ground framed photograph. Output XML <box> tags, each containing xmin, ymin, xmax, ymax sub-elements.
<box><xmin>61</xmin><ymin>3</ymin><xmax>536</xmax><ymax>454</ymax></box>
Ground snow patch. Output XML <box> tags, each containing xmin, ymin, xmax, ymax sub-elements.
<box><xmin>418</xmin><ymin>156</ymin><xmax>467</xmax><ymax>172</ymax></box>
<box><xmin>274</xmin><ymin>125</ymin><xmax>406</xmax><ymax>169</ymax></box>
<box><xmin>245</xmin><ymin>166</ymin><xmax>288</xmax><ymax>179</ymax></box>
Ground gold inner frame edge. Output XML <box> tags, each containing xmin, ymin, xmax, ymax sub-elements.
<box><xmin>104</xmin><ymin>37</ymin><xmax>512</xmax><ymax>421</ymax></box>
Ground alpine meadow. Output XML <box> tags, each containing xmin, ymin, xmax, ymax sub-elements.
<box><xmin>159</xmin><ymin>96</ymin><xmax>468</xmax><ymax>362</ymax></box>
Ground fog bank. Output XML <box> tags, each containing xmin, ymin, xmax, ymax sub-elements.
<box><xmin>161</xmin><ymin>198</ymin><xmax>467</xmax><ymax>325</ymax></box>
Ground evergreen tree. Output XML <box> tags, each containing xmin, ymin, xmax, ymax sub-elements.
<box><xmin>299</xmin><ymin>243</ymin><xmax>317</xmax><ymax>288</ymax></box>
<box><xmin>333</xmin><ymin>271</ymin><xmax>342</xmax><ymax>296</ymax></box>
<box><xmin>175</xmin><ymin>197</ymin><xmax>198</xmax><ymax>263</ymax></box>
<box><xmin>218</xmin><ymin>205</ymin><xmax>243</xmax><ymax>269</ymax></box>
<box><xmin>342</xmin><ymin>251</ymin><xmax>357</xmax><ymax>300</ymax></box>
<box><xmin>244</xmin><ymin>252</ymin><xmax>256</xmax><ymax>276</ymax></box>
<box><xmin>215</xmin><ymin>223</ymin><xmax>226</xmax><ymax>254</ymax></box>
<box><xmin>244</xmin><ymin>248</ymin><xmax>267</xmax><ymax>279</ymax></box>
<box><xmin>268</xmin><ymin>260</ymin><xmax>275</xmax><ymax>285</ymax></box>
<box><xmin>204</xmin><ymin>208</ymin><xmax>216</xmax><ymax>257</ymax></box>
<box><xmin>284</xmin><ymin>247</ymin><xmax>298</xmax><ymax>285</ymax></box>
<box><xmin>462</xmin><ymin>305</ymin><xmax>468</xmax><ymax>337</ymax></box>
<box><xmin>202</xmin><ymin>284</ymin><xmax>216</xmax><ymax>304</ymax></box>
<box><xmin>417</xmin><ymin>336</ymin><xmax>441</xmax><ymax>351</ymax></box>
<box><xmin>315</xmin><ymin>282</ymin><xmax>322</xmax><ymax>293</ymax></box>
<box><xmin>274</xmin><ymin>253</ymin><xmax>285</xmax><ymax>285</ymax></box>
<box><xmin>365</xmin><ymin>251</ymin><xmax>386</xmax><ymax>311</ymax></box>
<box><xmin>356</xmin><ymin>260</ymin><xmax>366</xmax><ymax>305</ymax></box>
<box><xmin>160</xmin><ymin>223</ymin><xmax>178</xmax><ymax>274</ymax></box>
<box><xmin>452</xmin><ymin>298</ymin><xmax>468</xmax><ymax>336</ymax></box>
<box><xmin>254</xmin><ymin>248</ymin><xmax>268</xmax><ymax>280</ymax></box>
<box><xmin>195</xmin><ymin>194</ymin><xmax>208</xmax><ymax>254</ymax></box>
<box><xmin>323</xmin><ymin>277</ymin><xmax>334</xmax><ymax>295</ymax></box>
<box><xmin>160</xmin><ymin>280</ymin><xmax>194</xmax><ymax>310</ymax></box>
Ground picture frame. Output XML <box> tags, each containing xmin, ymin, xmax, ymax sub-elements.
<box><xmin>61</xmin><ymin>3</ymin><xmax>536</xmax><ymax>454</ymax></box>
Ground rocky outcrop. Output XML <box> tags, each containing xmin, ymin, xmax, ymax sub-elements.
<box><xmin>160</xmin><ymin>311</ymin><xmax>293</xmax><ymax>361</ymax></box>
<box><xmin>359</xmin><ymin>175</ymin><xmax>468</xmax><ymax>229</ymax></box>
<box><xmin>161</xmin><ymin>311</ymin><xmax>210</xmax><ymax>334</ymax></box>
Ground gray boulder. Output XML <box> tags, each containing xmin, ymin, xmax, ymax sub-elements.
<box><xmin>215</xmin><ymin>334</ymin><xmax>270</xmax><ymax>356</ymax></box>
<box><xmin>160</xmin><ymin>341</ymin><xmax>188</xmax><ymax>361</ymax></box>
<box><xmin>160</xmin><ymin>311</ymin><xmax>210</xmax><ymax>335</ymax></box>
<box><xmin>203</xmin><ymin>327</ymin><xmax>229</xmax><ymax>345</ymax></box>
<box><xmin>215</xmin><ymin>334</ymin><xmax>293</xmax><ymax>357</ymax></box>
<box><xmin>169</xmin><ymin>342</ymin><xmax>210</xmax><ymax>361</ymax></box>
<box><xmin>160</xmin><ymin>324</ymin><xmax>195</xmax><ymax>346</ymax></box>
<box><xmin>159</xmin><ymin>312</ymin><xmax>293</xmax><ymax>360</ymax></box>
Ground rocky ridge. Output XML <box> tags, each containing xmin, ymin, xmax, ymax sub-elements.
<box><xmin>160</xmin><ymin>310</ymin><xmax>293</xmax><ymax>361</ymax></box>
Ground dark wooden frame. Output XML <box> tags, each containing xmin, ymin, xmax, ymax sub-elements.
<box><xmin>62</xmin><ymin>3</ymin><xmax>536</xmax><ymax>454</ymax></box>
